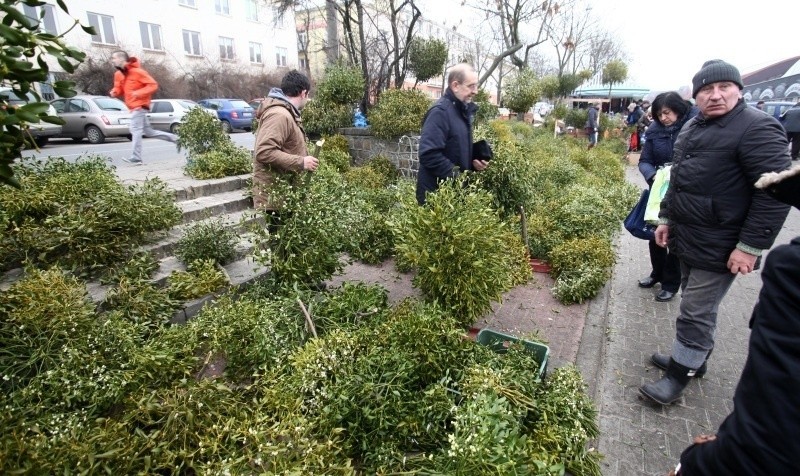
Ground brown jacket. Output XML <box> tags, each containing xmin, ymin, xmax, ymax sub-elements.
<box><xmin>252</xmin><ymin>97</ymin><xmax>308</xmax><ymax>210</ymax></box>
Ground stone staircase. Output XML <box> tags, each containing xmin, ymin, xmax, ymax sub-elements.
<box><xmin>1</xmin><ymin>173</ymin><xmax>271</xmax><ymax>323</ymax></box>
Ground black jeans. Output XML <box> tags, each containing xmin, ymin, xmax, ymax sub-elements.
<box><xmin>788</xmin><ymin>131</ymin><xmax>800</xmax><ymax>160</ymax></box>
<box><xmin>648</xmin><ymin>239</ymin><xmax>680</xmax><ymax>292</ymax></box>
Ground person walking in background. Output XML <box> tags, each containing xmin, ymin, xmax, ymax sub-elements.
<box><xmin>668</xmin><ymin>164</ymin><xmax>800</xmax><ymax>476</ymax></box>
<box><xmin>109</xmin><ymin>50</ymin><xmax>177</xmax><ymax>165</ymax></box>
<box><xmin>416</xmin><ymin>63</ymin><xmax>487</xmax><ymax>205</ymax></box>
<box><xmin>780</xmin><ymin>102</ymin><xmax>800</xmax><ymax>160</ymax></box>
<box><xmin>626</xmin><ymin>101</ymin><xmax>644</xmax><ymax>151</ymax></box>
<box><xmin>639</xmin><ymin>59</ymin><xmax>792</xmax><ymax>406</ymax></box>
<box><xmin>252</xmin><ymin>69</ymin><xmax>318</xmax><ymax>212</ymax></box>
<box><xmin>636</xmin><ymin>92</ymin><xmax>699</xmax><ymax>302</ymax></box>
<box><xmin>585</xmin><ymin>101</ymin><xmax>599</xmax><ymax>150</ymax></box>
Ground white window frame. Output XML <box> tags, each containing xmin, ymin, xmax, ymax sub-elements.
<box><xmin>275</xmin><ymin>46</ymin><xmax>287</xmax><ymax>67</ymax></box>
<box><xmin>299</xmin><ymin>57</ymin><xmax>309</xmax><ymax>71</ymax></box>
<box><xmin>215</xmin><ymin>0</ymin><xmax>230</xmax><ymax>15</ymax></box>
<box><xmin>87</xmin><ymin>12</ymin><xmax>116</xmax><ymax>45</ymax></box>
<box><xmin>249</xmin><ymin>42</ymin><xmax>262</xmax><ymax>64</ymax></box>
<box><xmin>178</xmin><ymin>0</ymin><xmax>196</xmax><ymax>7</ymax></box>
<box><xmin>182</xmin><ymin>29</ymin><xmax>202</xmax><ymax>56</ymax></box>
<box><xmin>23</xmin><ymin>3</ymin><xmax>58</xmax><ymax>35</ymax></box>
<box><xmin>139</xmin><ymin>22</ymin><xmax>163</xmax><ymax>51</ymax></box>
<box><xmin>245</xmin><ymin>0</ymin><xmax>259</xmax><ymax>21</ymax></box>
<box><xmin>272</xmin><ymin>7</ymin><xmax>285</xmax><ymax>28</ymax></box>
<box><xmin>219</xmin><ymin>36</ymin><xmax>235</xmax><ymax>60</ymax></box>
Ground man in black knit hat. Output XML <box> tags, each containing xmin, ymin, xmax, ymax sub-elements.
<box><xmin>639</xmin><ymin>59</ymin><xmax>792</xmax><ymax>405</ymax></box>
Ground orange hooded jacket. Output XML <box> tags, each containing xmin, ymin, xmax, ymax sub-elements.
<box><xmin>109</xmin><ymin>57</ymin><xmax>158</xmax><ymax>110</ymax></box>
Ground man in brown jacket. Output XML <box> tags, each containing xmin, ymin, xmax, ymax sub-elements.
<box><xmin>252</xmin><ymin>70</ymin><xmax>318</xmax><ymax>210</ymax></box>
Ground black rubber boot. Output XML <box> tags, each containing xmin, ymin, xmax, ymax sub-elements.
<box><xmin>639</xmin><ymin>358</ymin><xmax>695</xmax><ymax>405</ymax></box>
<box><xmin>651</xmin><ymin>353</ymin><xmax>707</xmax><ymax>378</ymax></box>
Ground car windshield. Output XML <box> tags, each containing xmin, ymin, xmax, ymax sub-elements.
<box><xmin>93</xmin><ymin>97</ymin><xmax>128</xmax><ymax>111</ymax></box>
<box><xmin>179</xmin><ymin>100</ymin><xmax>198</xmax><ymax>109</ymax></box>
<box><xmin>0</xmin><ymin>89</ymin><xmax>37</xmax><ymax>106</ymax></box>
<box><xmin>229</xmin><ymin>100</ymin><xmax>250</xmax><ymax>109</ymax></box>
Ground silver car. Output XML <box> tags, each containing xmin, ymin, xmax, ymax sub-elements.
<box><xmin>50</xmin><ymin>95</ymin><xmax>132</xmax><ymax>144</ymax></box>
<box><xmin>0</xmin><ymin>87</ymin><xmax>62</xmax><ymax>147</ymax></box>
<box><xmin>148</xmin><ymin>99</ymin><xmax>218</xmax><ymax>133</ymax></box>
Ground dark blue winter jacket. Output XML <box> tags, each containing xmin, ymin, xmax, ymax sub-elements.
<box><xmin>638</xmin><ymin>106</ymin><xmax>699</xmax><ymax>183</ymax></box>
<box><xmin>416</xmin><ymin>89</ymin><xmax>478</xmax><ymax>205</ymax></box>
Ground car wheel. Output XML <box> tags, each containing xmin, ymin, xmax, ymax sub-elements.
<box><xmin>126</xmin><ymin>134</ymin><xmax>133</xmax><ymax>141</ymax></box>
<box><xmin>170</xmin><ymin>123</ymin><xmax>180</xmax><ymax>134</ymax></box>
<box><xmin>34</xmin><ymin>137</ymin><xmax>49</xmax><ymax>147</ymax></box>
<box><xmin>86</xmin><ymin>125</ymin><xmax>106</xmax><ymax>144</ymax></box>
<box><xmin>221</xmin><ymin>120</ymin><xmax>232</xmax><ymax>133</ymax></box>
<box><xmin>72</xmin><ymin>137</ymin><xmax>84</xmax><ymax>143</ymax></box>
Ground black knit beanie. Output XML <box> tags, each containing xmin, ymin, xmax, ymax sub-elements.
<box><xmin>691</xmin><ymin>59</ymin><xmax>743</xmax><ymax>98</ymax></box>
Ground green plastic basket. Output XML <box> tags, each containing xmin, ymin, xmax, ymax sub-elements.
<box><xmin>476</xmin><ymin>329</ymin><xmax>550</xmax><ymax>379</ymax></box>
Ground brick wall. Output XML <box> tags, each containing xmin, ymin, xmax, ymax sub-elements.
<box><xmin>338</xmin><ymin>127</ymin><xmax>419</xmax><ymax>179</ymax></box>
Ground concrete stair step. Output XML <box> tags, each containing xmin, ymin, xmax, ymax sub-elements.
<box><xmin>142</xmin><ymin>210</ymin><xmax>264</xmax><ymax>260</ymax></box>
<box><xmin>150</xmin><ymin>236</ymin><xmax>256</xmax><ymax>288</ymax></box>
<box><xmin>178</xmin><ymin>189</ymin><xmax>252</xmax><ymax>224</ymax></box>
<box><xmin>169</xmin><ymin>174</ymin><xmax>250</xmax><ymax>202</ymax></box>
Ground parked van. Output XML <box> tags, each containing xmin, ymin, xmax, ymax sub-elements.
<box><xmin>748</xmin><ymin>101</ymin><xmax>796</xmax><ymax>122</ymax></box>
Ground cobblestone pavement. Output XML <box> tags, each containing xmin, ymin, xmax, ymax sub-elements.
<box><xmin>578</xmin><ymin>164</ymin><xmax>800</xmax><ymax>475</ymax></box>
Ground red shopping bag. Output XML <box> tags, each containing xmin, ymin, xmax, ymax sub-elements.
<box><xmin>629</xmin><ymin>132</ymin><xmax>639</xmax><ymax>151</ymax></box>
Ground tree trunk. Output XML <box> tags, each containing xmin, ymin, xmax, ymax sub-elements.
<box><xmin>325</xmin><ymin>0</ymin><xmax>339</xmax><ymax>65</ymax></box>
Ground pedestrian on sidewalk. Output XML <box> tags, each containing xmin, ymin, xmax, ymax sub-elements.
<box><xmin>668</xmin><ymin>164</ymin><xmax>800</xmax><ymax>476</ymax></box>
<box><xmin>585</xmin><ymin>101</ymin><xmax>599</xmax><ymax>150</ymax></box>
<box><xmin>780</xmin><ymin>101</ymin><xmax>800</xmax><ymax>160</ymax></box>
<box><xmin>639</xmin><ymin>59</ymin><xmax>792</xmax><ymax>405</ymax></box>
<box><xmin>636</xmin><ymin>92</ymin><xmax>698</xmax><ymax>302</ymax></box>
<box><xmin>252</xmin><ymin>69</ymin><xmax>318</xmax><ymax>212</ymax></box>
<box><xmin>109</xmin><ymin>50</ymin><xmax>177</xmax><ymax>165</ymax></box>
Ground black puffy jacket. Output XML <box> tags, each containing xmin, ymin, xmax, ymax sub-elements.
<box><xmin>660</xmin><ymin>99</ymin><xmax>791</xmax><ymax>272</ymax></box>
<box><xmin>416</xmin><ymin>89</ymin><xmax>477</xmax><ymax>205</ymax></box>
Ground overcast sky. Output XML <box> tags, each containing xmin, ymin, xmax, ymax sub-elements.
<box><xmin>418</xmin><ymin>0</ymin><xmax>800</xmax><ymax>92</ymax></box>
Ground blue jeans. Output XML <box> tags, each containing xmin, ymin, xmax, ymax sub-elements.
<box><xmin>671</xmin><ymin>261</ymin><xmax>736</xmax><ymax>369</ymax></box>
<box><xmin>130</xmin><ymin>108</ymin><xmax>177</xmax><ymax>161</ymax></box>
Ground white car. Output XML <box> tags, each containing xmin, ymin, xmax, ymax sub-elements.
<box><xmin>148</xmin><ymin>99</ymin><xmax>218</xmax><ymax>133</ymax></box>
<box><xmin>0</xmin><ymin>87</ymin><xmax>62</xmax><ymax>147</ymax></box>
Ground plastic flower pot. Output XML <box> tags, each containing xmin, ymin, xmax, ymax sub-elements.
<box><xmin>529</xmin><ymin>258</ymin><xmax>552</xmax><ymax>273</ymax></box>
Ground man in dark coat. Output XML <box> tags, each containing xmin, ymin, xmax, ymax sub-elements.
<box><xmin>669</xmin><ymin>164</ymin><xmax>800</xmax><ymax>475</ymax></box>
<box><xmin>780</xmin><ymin>102</ymin><xmax>800</xmax><ymax>160</ymax></box>
<box><xmin>640</xmin><ymin>59</ymin><xmax>792</xmax><ymax>405</ymax></box>
<box><xmin>416</xmin><ymin>63</ymin><xmax>488</xmax><ymax>205</ymax></box>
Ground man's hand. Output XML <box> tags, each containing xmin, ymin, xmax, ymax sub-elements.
<box><xmin>303</xmin><ymin>156</ymin><xmax>319</xmax><ymax>171</ymax></box>
<box><xmin>655</xmin><ymin>224</ymin><xmax>669</xmax><ymax>248</ymax></box>
<box><xmin>728</xmin><ymin>248</ymin><xmax>757</xmax><ymax>275</ymax></box>
<box><xmin>472</xmin><ymin>159</ymin><xmax>488</xmax><ymax>171</ymax></box>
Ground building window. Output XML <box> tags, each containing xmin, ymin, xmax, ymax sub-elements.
<box><xmin>215</xmin><ymin>0</ymin><xmax>230</xmax><ymax>15</ymax></box>
<box><xmin>297</xmin><ymin>30</ymin><xmax>308</xmax><ymax>51</ymax></box>
<box><xmin>182</xmin><ymin>30</ymin><xmax>202</xmax><ymax>55</ymax></box>
<box><xmin>178</xmin><ymin>0</ymin><xmax>196</xmax><ymax>7</ymax></box>
<box><xmin>87</xmin><ymin>12</ymin><xmax>116</xmax><ymax>45</ymax></box>
<box><xmin>219</xmin><ymin>36</ymin><xmax>235</xmax><ymax>60</ymax></box>
<box><xmin>246</xmin><ymin>0</ymin><xmax>259</xmax><ymax>21</ymax></box>
<box><xmin>272</xmin><ymin>7</ymin><xmax>285</xmax><ymax>28</ymax></box>
<box><xmin>275</xmin><ymin>47</ymin><xmax>287</xmax><ymax>67</ymax></box>
<box><xmin>22</xmin><ymin>3</ymin><xmax>58</xmax><ymax>34</ymax></box>
<box><xmin>299</xmin><ymin>58</ymin><xmax>308</xmax><ymax>70</ymax></box>
<box><xmin>139</xmin><ymin>22</ymin><xmax>163</xmax><ymax>51</ymax></box>
<box><xmin>249</xmin><ymin>42</ymin><xmax>262</xmax><ymax>64</ymax></box>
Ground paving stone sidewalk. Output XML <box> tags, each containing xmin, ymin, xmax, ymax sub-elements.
<box><xmin>578</xmin><ymin>164</ymin><xmax>800</xmax><ymax>475</ymax></box>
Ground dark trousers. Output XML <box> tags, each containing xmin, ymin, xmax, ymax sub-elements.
<box><xmin>788</xmin><ymin>131</ymin><xmax>800</xmax><ymax>160</ymax></box>
<box><xmin>648</xmin><ymin>239</ymin><xmax>680</xmax><ymax>292</ymax></box>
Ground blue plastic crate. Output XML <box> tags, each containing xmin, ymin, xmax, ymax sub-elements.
<box><xmin>476</xmin><ymin>329</ymin><xmax>550</xmax><ymax>379</ymax></box>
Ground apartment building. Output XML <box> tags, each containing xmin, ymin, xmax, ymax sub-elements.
<box><xmin>21</xmin><ymin>0</ymin><xmax>298</xmax><ymax>98</ymax></box>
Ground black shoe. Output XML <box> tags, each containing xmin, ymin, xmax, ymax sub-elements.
<box><xmin>651</xmin><ymin>353</ymin><xmax>706</xmax><ymax>378</ymax></box>
<box><xmin>640</xmin><ymin>358</ymin><xmax>696</xmax><ymax>404</ymax></box>
<box><xmin>655</xmin><ymin>290</ymin><xmax>675</xmax><ymax>302</ymax></box>
<box><xmin>638</xmin><ymin>276</ymin><xmax>659</xmax><ymax>288</ymax></box>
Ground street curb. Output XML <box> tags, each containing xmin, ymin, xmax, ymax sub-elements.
<box><xmin>575</xmin><ymin>268</ymin><xmax>612</xmax><ymax>401</ymax></box>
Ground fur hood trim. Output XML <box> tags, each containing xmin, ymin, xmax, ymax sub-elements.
<box><xmin>755</xmin><ymin>163</ymin><xmax>800</xmax><ymax>189</ymax></box>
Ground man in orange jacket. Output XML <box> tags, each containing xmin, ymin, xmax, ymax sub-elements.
<box><xmin>109</xmin><ymin>50</ymin><xmax>176</xmax><ymax>164</ymax></box>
